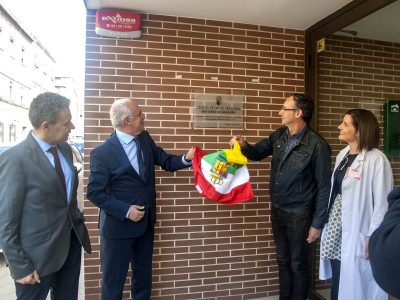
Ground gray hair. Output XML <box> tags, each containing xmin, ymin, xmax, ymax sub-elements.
<box><xmin>110</xmin><ymin>98</ymin><xmax>134</xmax><ymax>129</ymax></box>
<box><xmin>29</xmin><ymin>92</ymin><xmax>70</xmax><ymax>129</ymax></box>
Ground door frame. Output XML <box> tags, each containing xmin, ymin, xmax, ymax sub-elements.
<box><xmin>304</xmin><ymin>0</ymin><xmax>396</xmax><ymax>128</ymax></box>
<box><xmin>304</xmin><ymin>0</ymin><xmax>397</xmax><ymax>298</ymax></box>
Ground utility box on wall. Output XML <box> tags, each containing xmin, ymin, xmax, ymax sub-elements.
<box><xmin>384</xmin><ymin>99</ymin><xmax>400</xmax><ymax>157</ymax></box>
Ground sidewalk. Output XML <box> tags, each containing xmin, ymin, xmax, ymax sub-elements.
<box><xmin>0</xmin><ymin>253</ymin><xmax>85</xmax><ymax>300</ymax></box>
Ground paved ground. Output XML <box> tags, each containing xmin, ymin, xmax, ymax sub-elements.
<box><xmin>0</xmin><ymin>254</ymin><xmax>14</xmax><ymax>299</ymax></box>
<box><xmin>0</xmin><ymin>253</ymin><xmax>332</xmax><ymax>300</ymax></box>
<box><xmin>2</xmin><ymin>254</ymin><xmax>395</xmax><ymax>300</ymax></box>
<box><xmin>0</xmin><ymin>253</ymin><xmax>85</xmax><ymax>300</ymax></box>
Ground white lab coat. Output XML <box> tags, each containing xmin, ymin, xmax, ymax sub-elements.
<box><xmin>319</xmin><ymin>146</ymin><xmax>393</xmax><ymax>300</ymax></box>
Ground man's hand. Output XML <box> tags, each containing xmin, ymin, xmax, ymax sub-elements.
<box><xmin>306</xmin><ymin>227</ymin><xmax>321</xmax><ymax>243</ymax></box>
<box><xmin>229</xmin><ymin>135</ymin><xmax>245</xmax><ymax>147</ymax></box>
<box><xmin>128</xmin><ymin>205</ymin><xmax>145</xmax><ymax>222</ymax></box>
<box><xmin>16</xmin><ymin>271</ymin><xmax>40</xmax><ymax>285</ymax></box>
<box><xmin>185</xmin><ymin>147</ymin><xmax>195</xmax><ymax>161</ymax></box>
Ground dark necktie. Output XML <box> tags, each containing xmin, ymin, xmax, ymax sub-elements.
<box><xmin>134</xmin><ymin>138</ymin><xmax>146</xmax><ymax>180</ymax></box>
<box><xmin>49</xmin><ymin>146</ymin><xmax>67</xmax><ymax>195</ymax></box>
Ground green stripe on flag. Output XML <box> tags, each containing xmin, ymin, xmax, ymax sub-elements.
<box><xmin>202</xmin><ymin>150</ymin><xmax>242</xmax><ymax>176</ymax></box>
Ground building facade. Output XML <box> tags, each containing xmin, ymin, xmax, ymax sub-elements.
<box><xmin>83</xmin><ymin>7</ymin><xmax>400</xmax><ymax>300</ymax></box>
<box><xmin>0</xmin><ymin>4</ymin><xmax>56</xmax><ymax>143</ymax></box>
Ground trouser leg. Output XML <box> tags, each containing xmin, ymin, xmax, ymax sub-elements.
<box><xmin>286</xmin><ymin>211</ymin><xmax>310</xmax><ymax>300</ymax></box>
<box><xmin>330</xmin><ymin>259</ymin><xmax>341</xmax><ymax>300</ymax></box>
<box><xmin>131</xmin><ymin>225</ymin><xmax>154</xmax><ymax>300</ymax></box>
<box><xmin>101</xmin><ymin>236</ymin><xmax>134</xmax><ymax>300</ymax></box>
<box><xmin>50</xmin><ymin>230</ymin><xmax>82</xmax><ymax>300</ymax></box>
<box><xmin>271</xmin><ymin>206</ymin><xmax>292</xmax><ymax>300</ymax></box>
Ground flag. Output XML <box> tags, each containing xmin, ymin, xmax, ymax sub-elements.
<box><xmin>192</xmin><ymin>141</ymin><xmax>254</xmax><ymax>204</ymax></box>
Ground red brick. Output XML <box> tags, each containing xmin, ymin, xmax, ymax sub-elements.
<box><xmin>163</xmin><ymin>22</ymin><xmax>191</xmax><ymax>30</ymax></box>
<box><xmin>178</xmin><ymin>30</ymin><xmax>205</xmax><ymax>39</ymax></box>
<box><xmin>148</xmin><ymin>14</ymin><xmax>177</xmax><ymax>22</ymax></box>
<box><xmin>206</xmin><ymin>20</ymin><xmax>233</xmax><ymax>27</ymax></box>
<box><xmin>178</xmin><ymin>17</ymin><xmax>205</xmax><ymax>25</ymax></box>
<box><xmin>117</xmin><ymin>39</ymin><xmax>147</xmax><ymax>48</ymax></box>
<box><xmin>163</xmin><ymin>64</ymin><xmax>190</xmax><ymax>72</ymax></box>
<box><xmin>132</xmin><ymin>62</ymin><xmax>162</xmax><ymax>70</ymax></box>
<box><xmin>86</xmin><ymin>37</ymin><xmax>116</xmax><ymax>46</ymax></box>
<box><xmin>234</xmin><ymin>23</ymin><xmax>259</xmax><ymax>30</ymax></box>
<box><xmin>147</xmin><ymin>28</ymin><xmax>177</xmax><ymax>36</ymax></box>
<box><xmin>140</xmin><ymin>34</ymin><xmax>162</xmax><ymax>42</ymax></box>
<box><xmin>178</xmin><ymin>44</ymin><xmax>205</xmax><ymax>52</ymax></box>
<box><xmin>218</xmin><ymin>27</ymin><xmax>244</xmax><ymax>35</ymax></box>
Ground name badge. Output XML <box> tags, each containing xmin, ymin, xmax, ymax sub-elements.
<box><xmin>347</xmin><ymin>168</ymin><xmax>361</xmax><ymax>180</ymax></box>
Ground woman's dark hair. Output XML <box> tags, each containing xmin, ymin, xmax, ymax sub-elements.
<box><xmin>292</xmin><ymin>93</ymin><xmax>314</xmax><ymax>124</ymax></box>
<box><xmin>345</xmin><ymin>108</ymin><xmax>380</xmax><ymax>151</ymax></box>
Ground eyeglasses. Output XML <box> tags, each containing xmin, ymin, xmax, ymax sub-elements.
<box><xmin>127</xmin><ymin>111</ymin><xmax>145</xmax><ymax>119</ymax></box>
<box><xmin>281</xmin><ymin>107</ymin><xmax>297</xmax><ymax>111</ymax></box>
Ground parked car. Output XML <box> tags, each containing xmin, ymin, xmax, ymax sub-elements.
<box><xmin>0</xmin><ymin>143</ymin><xmax>17</xmax><ymax>155</ymax></box>
<box><xmin>71</xmin><ymin>136</ymin><xmax>84</xmax><ymax>156</ymax></box>
<box><xmin>67</xmin><ymin>141</ymin><xmax>84</xmax><ymax>211</ymax></box>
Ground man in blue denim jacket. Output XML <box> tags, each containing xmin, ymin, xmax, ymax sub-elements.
<box><xmin>231</xmin><ymin>93</ymin><xmax>331</xmax><ymax>300</ymax></box>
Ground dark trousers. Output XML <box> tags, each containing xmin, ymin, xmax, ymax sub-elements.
<box><xmin>15</xmin><ymin>230</ymin><xmax>82</xmax><ymax>300</ymax></box>
<box><xmin>330</xmin><ymin>259</ymin><xmax>341</xmax><ymax>300</ymax></box>
<box><xmin>101</xmin><ymin>225</ymin><xmax>154</xmax><ymax>300</ymax></box>
<box><xmin>271</xmin><ymin>206</ymin><xmax>310</xmax><ymax>300</ymax></box>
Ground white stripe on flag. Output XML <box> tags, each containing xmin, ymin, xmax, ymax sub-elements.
<box><xmin>200</xmin><ymin>159</ymin><xmax>250</xmax><ymax>194</ymax></box>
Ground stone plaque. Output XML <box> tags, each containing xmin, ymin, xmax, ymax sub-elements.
<box><xmin>192</xmin><ymin>94</ymin><xmax>244</xmax><ymax>129</ymax></box>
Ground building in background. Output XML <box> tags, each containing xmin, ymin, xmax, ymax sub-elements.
<box><xmin>55</xmin><ymin>76</ymin><xmax>83</xmax><ymax>138</ymax></box>
<box><xmin>0</xmin><ymin>4</ymin><xmax>81</xmax><ymax>144</ymax></box>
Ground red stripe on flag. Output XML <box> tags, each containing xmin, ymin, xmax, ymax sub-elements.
<box><xmin>192</xmin><ymin>147</ymin><xmax>254</xmax><ymax>205</ymax></box>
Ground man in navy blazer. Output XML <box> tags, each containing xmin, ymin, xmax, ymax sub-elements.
<box><xmin>87</xmin><ymin>98</ymin><xmax>194</xmax><ymax>300</ymax></box>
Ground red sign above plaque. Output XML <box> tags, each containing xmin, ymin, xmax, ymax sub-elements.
<box><xmin>95</xmin><ymin>9</ymin><xmax>142</xmax><ymax>39</ymax></box>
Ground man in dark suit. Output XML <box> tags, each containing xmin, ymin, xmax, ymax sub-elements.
<box><xmin>0</xmin><ymin>92</ymin><xmax>91</xmax><ymax>299</ymax></box>
<box><xmin>369</xmin><ymin>186</ymin><xmax>400</xmax><ymax>299</ymax></box>
<box><xmin>87</xmin><ymin>98</ymin><xmax>194</xmax><ymax>300</ymax></box>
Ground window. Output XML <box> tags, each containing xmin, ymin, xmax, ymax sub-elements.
<box><xmin>0</xmin><ymin>122</ymin><xmax>4</xmax><ymax>143</ymax></box>
<box><xmin>9</xmin><ymin>36</ymin><xmax>15</xmax><ymax>57</ymax></box>
<box><xmin>9</xmin><ymin>124</ymin><xmax>16</xmax><ymax>142</ymax></box>
<box><xmin>21</xmin><ymin>47</ymin><xmax>25</xmax><ymax>64</ymax></box>
<box><xmin>0</xmin><ymin>27</ymin><xmax>3</xmax><ymax>50</ymax></box>
<box><xmin>33</xmin><ymin>55</ymin><xmax>39</xmax><ymax>69</ymax></box>
<box><xmin>9</xmin><ymin>81</ymin><xmax>13</xmax><ymax>102</ymax></box>
<box><xmin>20</xmin><ymin>87</ymin><xmax>24</xmax><ymax>105</ymax></box>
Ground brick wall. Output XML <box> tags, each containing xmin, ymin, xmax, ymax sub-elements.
<box><xmin>314</xmin><ymin>34</ymin><xmax>400</xmax><ymax>289</ymax></box>
<box><xmin>84</xmin><ymin>9</ymin><xmax>305</xmax><ymax>300</ymax></box>
<box><xmin>317</xmin><ymin>35</ymin><xmax>400</xmax><ymax>183</ymax></box>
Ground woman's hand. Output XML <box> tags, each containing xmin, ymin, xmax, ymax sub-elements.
<box><xmin>364</xmin><ymin>238</ymin><xmax>369</xmax><ymax>259</ymax></box>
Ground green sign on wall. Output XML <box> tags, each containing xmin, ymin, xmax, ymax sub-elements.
<box><xmin>384</xmin><ymin>99</ymin><xmax>400</xmax><ymax>157</ymax></box>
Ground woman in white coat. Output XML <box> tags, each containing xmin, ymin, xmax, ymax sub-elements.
<box><xmin>319</xmin><ymin>108</ymin><xmax>393</xmax><ymax>300</ymax></box>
